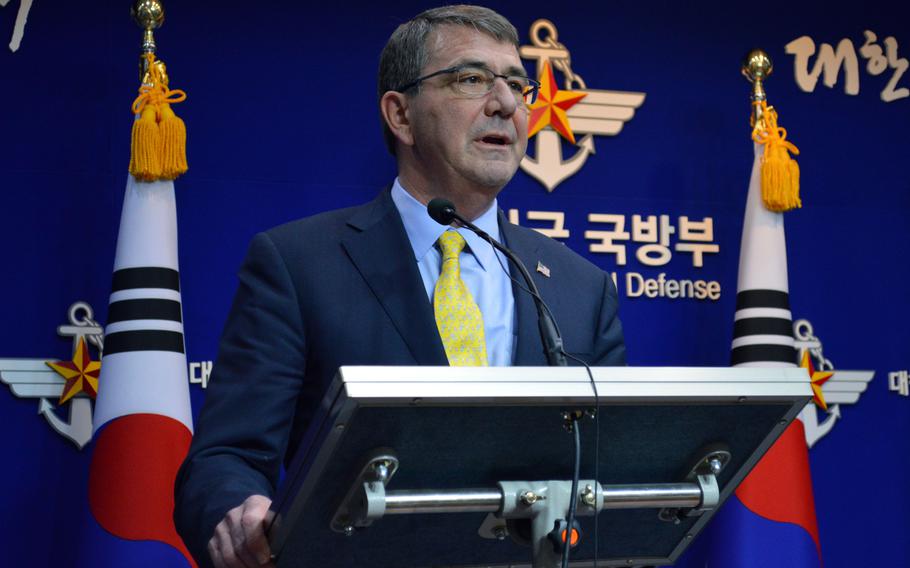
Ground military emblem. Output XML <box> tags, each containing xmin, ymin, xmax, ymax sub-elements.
<box><xmin>793</xmin><ymin>318</ymin><xmax>875</xmax><ymax>448</ymax></box>
<box><xmin>0</xmin><ymin>302</ymin><xmax>104</xmax><ymax>449</ymax></box>
<box><xmin>519</xmin><ymin>19</ymin><xmax>646</xmax><ymax>191</ymax></box>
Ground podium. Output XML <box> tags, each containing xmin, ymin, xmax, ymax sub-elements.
<box><xmin>267</xmin><ymin>366</ymin><xmax>810</xmax><ymax>567</ymax></box>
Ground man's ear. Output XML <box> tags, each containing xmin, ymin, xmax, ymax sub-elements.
<box><xmin>380</xmin><ymin>91</ymin><xmax>415</xmax><ymax>148</ymax></box>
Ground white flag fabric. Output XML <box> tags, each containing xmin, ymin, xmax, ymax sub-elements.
<box><xmin>88</xmin><ymin>175</ymin><xmax>195</xmax><ymax>566</ymax></box>
<box><xmin>730</xmin><ymin>143</ymin><xmax>796</xmax><ymax>368</ymax></box>
<box><xmin>93</xmin><ymin>176</ymin><xmax>193</xmax><ymax>431</ymax></box>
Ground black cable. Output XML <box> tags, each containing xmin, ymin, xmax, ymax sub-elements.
<box><xmin>594</xmin><ymin>384</ymin><xmax>600</xmax><ymax>568</ymax></box>
<box><xmin>563</xmin><ymin>354</ymin><xmax>600</xmax><ymax>568</ymax></box>
<box><xmin>562</xmin><ymin>417</ymin><xmax>582</xmax><ymax>568</ymax></box>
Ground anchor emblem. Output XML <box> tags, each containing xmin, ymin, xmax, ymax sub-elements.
<box><xmin>0</xmin><ymin>302</ymin><xmax>104</xmax><ymax>449</ymax></box>
<box><xmin>519</xmin><ymin>20</ymin><xmax>646</xmax><ymax>192</ymax></box>
<box><xmin>793</xmin><ymin>318</ymin><xmax>875</xmax><ymax>448</ymax></box>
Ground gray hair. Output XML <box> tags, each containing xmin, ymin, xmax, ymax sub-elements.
<box><xmin>377</xmin><ymin>5</ymin><xmax>520</xmax><ymax>154</ymax></box>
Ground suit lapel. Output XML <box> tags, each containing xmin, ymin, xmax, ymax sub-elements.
<box><xmin>341</xmin><ymin>191</ymin><xmax>448</xmax><ymax>366</ymax></box>
<box><xmin>499</xmin><ymin>212</ymin><xmax>548</xmax><ymax>366</ymax></box>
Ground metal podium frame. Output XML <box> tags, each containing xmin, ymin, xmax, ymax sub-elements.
<box><xmin>267</xmin><ymin>366</ymin><xmax>811</xmax><ymax>568</ymax></box>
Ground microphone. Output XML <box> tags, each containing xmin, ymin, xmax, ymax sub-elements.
<box><xmin>426</xmin><ymin>198</ymin><xmax>567</xmax><ymax>367</ymax></box>
<box><xmin>427</xmin><ymin>198</ymin><xmax>457</xmax><ymax>225</ymax></box>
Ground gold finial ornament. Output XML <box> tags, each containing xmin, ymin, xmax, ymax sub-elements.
<box><xmin>131</xmin><ymin>0</ymin><xmax>165</xmax><ymax>82</ymax></box>
<box><xmin>741</xmin><ymin>49</ymin><xmax>801</xmax><ymax>213</ymax></box>
<box><xmin>741</xmin><ymin>49</ymin><xmax>773</xmax><ymax>126</ymax></box>
<box><xmin>131</xmin><ymin>0</ymin><xmax>164</xmax><ymax>35</ymax></box>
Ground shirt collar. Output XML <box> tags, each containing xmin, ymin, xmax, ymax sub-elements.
<box><xmin>391</xmin><ymin>178</ymin><xmax>501</xmax><ymax>272</ymax></box>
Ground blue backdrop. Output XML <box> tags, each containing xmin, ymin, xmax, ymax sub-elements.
<box><xmin>1</xmin><ymin>0</ymin><xmax>908</xmax><ymax>565</ymax></box>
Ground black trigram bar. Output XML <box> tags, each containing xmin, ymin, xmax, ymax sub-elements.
<box><xmin>730</xmin><ymin>344</ymin><xmax>796</xmax><ymax>366</ymax></box>
<box><xmin>735</xmin><ymin>289</ymin><xmax>790</xmax><ymax>310</ymax></box>
<box><xmin>111</xmin><ymin>267</ymin><xmax>180</xmax><ymax>292</ymax></box>
<box><xmin>103</xmin><ymin>330</ymin><xmax>185</xmax><ymax>355</ymax></box>
<box><xmin>733</xmin><ymin>317</ymin><xmax>793</xmax><ymax>338</ymax></box>
<box><xmin>107</xmin><ymin>299</ymin><xmax>182</xmax><ymax>323</ymax></box>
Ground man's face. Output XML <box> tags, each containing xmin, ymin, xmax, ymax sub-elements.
<box><xmin>406</xmin><ymin>25</ymin><xmax>529</xmax><ymax>196</ymax></box>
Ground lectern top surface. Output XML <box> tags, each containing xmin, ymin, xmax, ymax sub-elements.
<box><xmin>339</xmin><ymin>365</ymin><xmax>808</xmax><ymax>383</ymax></box>
<box><xmin>336</xmin><ymin>365</ymin><xmax>811</xmax><ymax>404</ymax></box>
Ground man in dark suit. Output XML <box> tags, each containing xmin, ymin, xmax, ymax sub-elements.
<box><xmin>174</xmin><ymin>6</ymin><xmax>625</xmax><ymax>567</ymax></box>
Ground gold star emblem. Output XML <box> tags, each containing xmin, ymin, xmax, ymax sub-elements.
<box><xmin>800</xmin><ymin>350</ymin><xmax>834</xmax><ymax>411</ymax></box>
<box><xmin>527</xmin><ymin>60</ymin><xmax>587</xmax><ymax>144</ymax></box>
<box><xmin>46</xmin><ymin>337</ymin><xmax>100</xmax><ymax>405</ymax></box>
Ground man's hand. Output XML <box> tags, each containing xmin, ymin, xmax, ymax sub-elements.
<box><xmin>208</xmin><ymin>494</ymin><xmax>276</xmax><ymax>568</ymax></box>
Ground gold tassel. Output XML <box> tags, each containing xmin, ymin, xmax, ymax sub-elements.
<box><xmin>158</xmin><ymin>103</ymin><xmax>188</xmax><ymax>180</ymax></box>
<box><xmin>129</xmin><ymin>53</ymin><xmax>188</xmax><ymax>182</ymax></box>
<box><xmin>129</xmin><ymin>105</ymin><xmax>162</xmax><ymax>182</ymax></box>
<box><xmin>753</xmin><ymin>101</ymin><xmax>801</xmax><ymax>212</ymax></box>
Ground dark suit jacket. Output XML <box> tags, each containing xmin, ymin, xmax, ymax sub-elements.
<box><xmin>174</xmin><ymin>190</ymin><xmax>625</xmax><ymax>564</ymax></box>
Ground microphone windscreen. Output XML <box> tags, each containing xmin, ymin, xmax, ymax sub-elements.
<box><xmin>427</xmin><ymin>198</ymin><xmax>457</xmax><ymax>225</ymax></box>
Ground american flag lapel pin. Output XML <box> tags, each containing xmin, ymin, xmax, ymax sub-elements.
<box><xmin>536</xmin><ymin>261</ymin><xmax>551</xmax><ymax>278</ymax></box>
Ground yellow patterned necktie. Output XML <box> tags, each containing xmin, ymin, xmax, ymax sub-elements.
<box><xmin>434</xmin><ymin>231</ymin><xmax>488</xmax><ymax>366</ymax></box>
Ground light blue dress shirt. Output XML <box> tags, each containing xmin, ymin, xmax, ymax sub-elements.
<box><xmin>391</xmin><ymin>179</ymin><xmax>515</xmax><ymax>366</ymax></box>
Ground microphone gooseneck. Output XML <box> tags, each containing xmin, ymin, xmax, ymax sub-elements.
<box><xmin>426</xmin><ymin>199</ymin><xmax>567</xmax><ymax>367</ymax></box>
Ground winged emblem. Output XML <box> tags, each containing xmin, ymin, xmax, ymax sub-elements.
<box><xmin>0</xmin><ymin>302</ymin><xmax>103</xmax><ymax>449</ymax></box>
<box><xmin>794</xmin><ymin>319</ymin><xmax>875</xmax><ymax>448</ymax></box>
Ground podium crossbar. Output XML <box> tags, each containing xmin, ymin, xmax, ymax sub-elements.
<box><xmin>599</xmin><ymin>483</ymin><xmax>701</xmax><ymax>509</ymax></box>
<box><xmin>382</xmin><ymin>482</ymin><xmax>702</xmax><ymax>516</ymax></box>
<box><xmin>386</xmin><ymin>489</ymin><xmax>502</xmax><ymax>514</ymax></box>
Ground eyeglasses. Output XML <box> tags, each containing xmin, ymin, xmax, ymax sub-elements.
<box><xmin>395</xmin><ymin>65</ymin><xmax>540</xmax><ymax>105</ymax></box>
